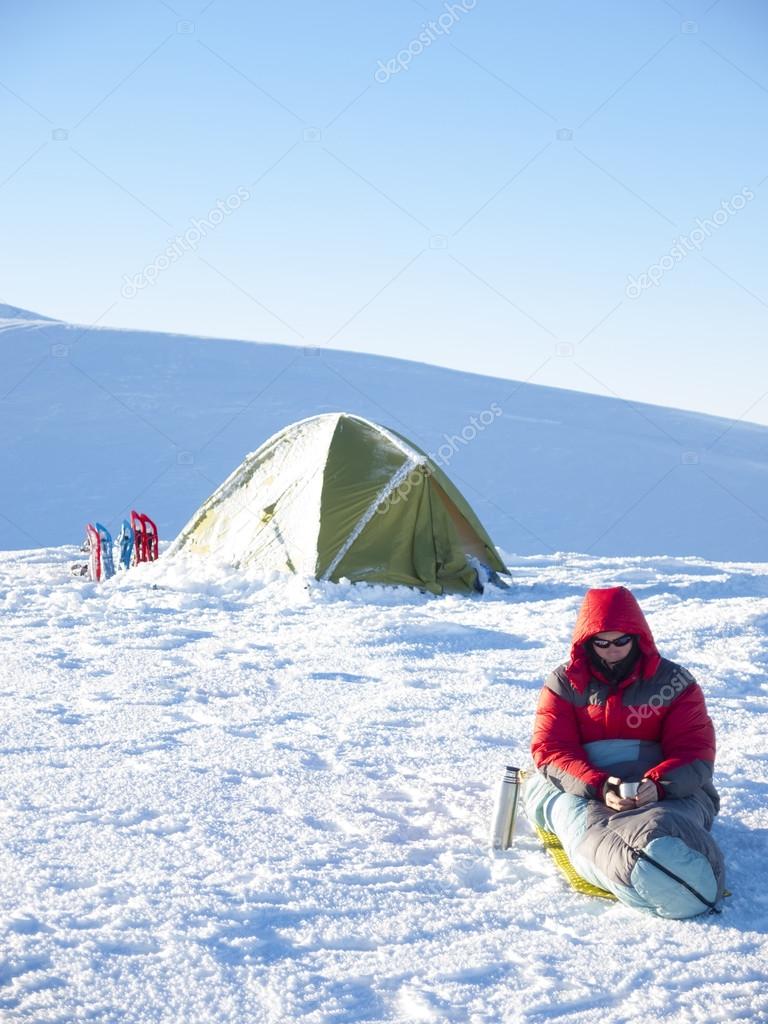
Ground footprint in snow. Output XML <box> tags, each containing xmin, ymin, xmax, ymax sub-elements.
<box><xmin>301</xmin><ymin>752</ymin><xmax>328</xmax><ymax>771</ymax></box>
<box><xmin>0</xmin><ymin>953</ymin><xmax>53</xmax><ymax>987</ymax></box>
<box><xmin>309</xmin><ymin>671</ymin><xmax>376</xmax><ymax>683</ymax></box>
<box><xmin>4</xmin><ymin>913</ymin><xmax>52</xmax><ymax>935</ymax></box>
<box><xmin>37</xmin><ymin>704</ymin><xmax>86</xmax><ymax>726</ymax></box>
<box><xmin>303</xmin><ymin>814</ymin><xmax>344</xmax><ymax>833</ymax></box>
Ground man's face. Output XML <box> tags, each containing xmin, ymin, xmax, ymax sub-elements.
<box><xmin>591</xmin><ymin>631</ymin><xmax>634</xmax><ymax>664</ymax></box>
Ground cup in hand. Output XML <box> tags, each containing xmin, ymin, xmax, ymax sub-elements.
<box><xmin>619</xmin><ymin>781</ymin><xmax>640</xmax><ymax>798</ymax></box>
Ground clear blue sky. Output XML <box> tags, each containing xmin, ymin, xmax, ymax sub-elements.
<box><xmin>2</xmin><ymin>0</ymin><xmax>767</xmax><ymax>424</ymax></box>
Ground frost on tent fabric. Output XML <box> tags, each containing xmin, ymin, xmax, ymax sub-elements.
<box><xmin>524</xmin><ymin>585</ymin><xmax>726</xmax><ymax>919</ymax></box>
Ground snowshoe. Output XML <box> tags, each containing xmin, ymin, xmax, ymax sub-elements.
<box><xmin>130</xmin><ymin>510</ymin><xmax>159</xmax><ymax>564</ymax></box>
<box><xmin>116</xmin><ymin>519</ymin><xmax>134</xmax><ymax>571</ymax></box>
<box><xmin>85</xmin><ymin>523</ymin><xmax>101</xmax><ymax>582</ymax></box>
<box><xmin>96</xmin><ymin>523</ymin><xmax>115</xmax><ymax>579</ymax></box>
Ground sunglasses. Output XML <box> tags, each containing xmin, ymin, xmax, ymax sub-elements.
<box><xmin>591</xmin><ymin>634</ymin><xmax>634</xmax><ymax>649</ymax></box>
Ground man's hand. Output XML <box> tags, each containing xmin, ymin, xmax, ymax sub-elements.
<box><xmin>602</xmin><ymin>777</ymin><xmax>635</xmax><ymax>812</ymax></box>
<box><xmin>634</xmin><ymin>779</ymin><xmax>659</xmax><ymax>806</ymax></box>
<box><xmin>602</xmin><ymin>776</ymin><xmax>659</xmax><ymax>811</ymax></box>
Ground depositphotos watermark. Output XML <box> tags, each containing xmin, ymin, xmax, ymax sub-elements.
<box><xmin>625</xmin><ymin>188</ymin><xmax>754</xmax><ymax>299</ymax></box>
<box><xmin>377</xmin><ymin>403</ymin><xmax>502</xmax><ymax>515</ymax></box>
<box><xmin>626</xmin><ymin>672</ymin><xmax>690</xmax><ymax>730</ymax></box>
<box><xmin>374</xmin><ymin>0</ymin><xmax>478</xmax><ymax>83</ymax></box>
<box><xmin>432</xmin><ymin>403</ymin><xmax>502</xmax><ymax>466</ymax></box>
<box><xmin>120</xmin><ymin>187</ymin><xmax>251</xmax><ymax>298</ymax></box>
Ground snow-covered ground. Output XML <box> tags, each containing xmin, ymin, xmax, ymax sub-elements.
<box><xmin>2</xmin><ymin>546</ymin><xmax>767</xmax><ymax>1023</ymax></box>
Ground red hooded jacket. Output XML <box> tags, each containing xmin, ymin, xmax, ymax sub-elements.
<box><xmin>531</xmin><ymin>586</ymin><xmax>717</xmax><ymax>800</ymax></box>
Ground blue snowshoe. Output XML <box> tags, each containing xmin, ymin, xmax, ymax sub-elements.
<box><xmin>96</xmin><ymin>523</ymin><xmax>115</xmax><ymax>580</ymax></box>
<box><xmin>116</xmin><ymin>519</ymin><xmax>134</xmax><ymax>571</ymax></box>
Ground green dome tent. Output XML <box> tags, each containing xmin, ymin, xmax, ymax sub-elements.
<box><xmin>168</xmin><ymin>413</ymin><xmax>508</xmax><ymax>594</ymax></box>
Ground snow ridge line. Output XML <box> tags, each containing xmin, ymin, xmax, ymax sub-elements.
<box><xmin>361</xmin><ymin>417</ymin><xmax>422</xmax><ymax>463</ymax></box>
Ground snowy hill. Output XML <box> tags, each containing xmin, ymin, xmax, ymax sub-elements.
<box><xmin>2</xmin><ymin>304</ymin><xmax>768</xmax><ymax>560</ymax></box>
<box><xmin>0</xmin><ymin>303</ymin><xmax>57</xmax><ymax>323</ymax></box>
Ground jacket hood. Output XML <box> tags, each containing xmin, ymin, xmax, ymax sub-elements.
<box><xmin>565</xmin><ymin>586</ymin><xmax>661</xmax><ymax>691</ymax></box>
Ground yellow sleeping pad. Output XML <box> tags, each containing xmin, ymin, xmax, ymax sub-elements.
<box><xmin>535</xmin><ymin>826</ymin><xmax>618</xmax><ymax>901</ymax></box>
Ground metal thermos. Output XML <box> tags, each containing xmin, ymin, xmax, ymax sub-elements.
<box><xmin>489</xmin><ymin>765</ymin><xmax>522</xmax><ymax>851</ymax></box>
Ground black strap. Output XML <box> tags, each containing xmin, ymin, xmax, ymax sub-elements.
<box><xmin>632</xmin><ymin>847</ymin><xmax>721</xmax><ymax>914</ymax></box>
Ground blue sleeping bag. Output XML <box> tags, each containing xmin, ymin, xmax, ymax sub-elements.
<box><xmin>524</xmin><ymin>738</ymin><xmax>726</xmax><ymax>918</ymax></box>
